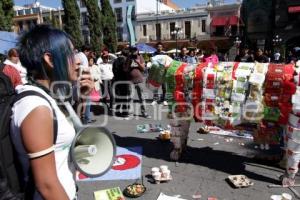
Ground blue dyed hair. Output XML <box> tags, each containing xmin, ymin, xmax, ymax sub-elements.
<box><xmin>18</xmin><ymin>25</ymin><xmax>73</xmax><ymax>82</ymax></box>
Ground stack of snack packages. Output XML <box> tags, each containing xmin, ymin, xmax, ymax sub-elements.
<box><xmin>214</xmin><ymin>62</ymin><xmax>234</xmax><ymax>128</ymax></box>
<box><xmin>165</xmin><ymin>60</ymin><xmax>191</xmax><ymax>161</ymax></box>
<box><xmin>245</xmin><ymin>63</ymin><xmax>268</xmax><ymax>125</ymax></box>
<box><xmin>255</xmin><ymin>64</ymin><xmax>295</xmax><ymax>150</ymax></box>
<box><xmin>230</xmin><ymin>62</ymin><xmax>255</xmax><ymax>126</ymax></box>
<box><xmin>201</xmin><ymin>62</ymin><xmax>218</xmax><ymax>125</ymax></box>
<box><xmin>283</xmin><ymin>63</ymin><xmax>299</xmax><ymax>185</ymax></box>
<box><xmin>192</xmin><ymin>63</ymin><xmax>207</xmax><ymax>122</ymax></box>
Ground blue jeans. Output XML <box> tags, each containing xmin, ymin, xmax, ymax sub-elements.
<box><xmin>84</xmin><ymin>97</ymin><xmax>91</xmax><ymax>123</ymax></box>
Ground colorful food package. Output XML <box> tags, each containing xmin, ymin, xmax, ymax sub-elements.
<box><xmin>243</xmin><ymin>100</ymin><xmax>264</xmax><ymax>123</ymax></box>
<box><xmin>249</xmin><ymin>62</ymin><xmax>268</xmax><ymax>86</ymax></box>
<box><xmin>287</xmin><ymin>124</ymin><xmax>300</xmax><ymax>143</ymax></box>
<box><xmin>263</xmin><ymin>106</ymin><xmax>281</xmax><ymax>122</ymax></box>
<box><xmin>147</xmin><ymin>64</ymin><xmax>166</xmax><ymax>90</ymax></box>
<box><xmin>192</xmin><ymin>63</ymin><xmax>207</xmax><ymax>122</ymax></box>
<box><xmin>254</xmin><ymin>121</ymin><xmax>281</xmax><ymax>145</ymax></box>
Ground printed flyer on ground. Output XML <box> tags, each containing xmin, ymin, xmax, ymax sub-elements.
<box><xmin>94</xmin><ymin>187</ymin><xmax>125</xmax><ymax>200</ymax></box>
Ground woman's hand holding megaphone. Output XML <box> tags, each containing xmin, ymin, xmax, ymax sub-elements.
<box><xmin>79</xmin><ymin>68</ymin><xmax>94</xmax><ymax>96</ymax></box>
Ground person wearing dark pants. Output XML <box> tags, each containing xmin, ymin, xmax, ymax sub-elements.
<box><xmin>152</xmin><ymin>42</ymin><xmax>168</xmax><ymax>106</ymax></box>
<box><xmin>100</xmin><ymin>80</ymin><xmax>113</xmax><ymax>109</ymax></box>
<box><xmin>112</xmin><ymin>48</ymin><xmax>131</xmax><ymax>117</ymax></box>
<box><xmin>126</xmin><ymin>47</ymin><xmax>150</xmax><ymax>118</ymax></box>
<box><xmin>99</xmin><ymin>50</ymin><xmax>114</xmax><ymax>110</ymax></box>
<box><xmin>134</xmin><ymin>82</ymin><xmax>147</xmax><ymax>116</ymax></box>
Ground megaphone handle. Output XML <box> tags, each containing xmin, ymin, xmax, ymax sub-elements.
<box><xmin>62</xmin><ymin>101</ymin><xmax>83</xmax><ymax>128</ymax></box>
<box><xmin>57</xmin><ymin>89</ymin><xmax>83</xmax><ymax>129</ymax></box>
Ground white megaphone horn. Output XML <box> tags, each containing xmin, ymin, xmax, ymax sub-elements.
<box><xmin>61</xmin><ymin>93</ymin><xmax>116</xmax><ymax>178</ymax></box>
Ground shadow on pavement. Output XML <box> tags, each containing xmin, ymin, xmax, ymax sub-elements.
<box><xmin>113</xmin><ymin>134</ymin><xmax>280</xmax><ymax>185</ymax></box>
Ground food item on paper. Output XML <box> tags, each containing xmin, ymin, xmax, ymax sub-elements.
<box><xmin>228</xmin><ymin>175</ymin><xmax>254</xmax><ymax>188</ymax></box>
<box><xmin>123</xmin><ymin>183</ymin><xmax>146</xmax><ymax>197</ymax></box>
<box><xmin>197</xmin><ymin>126</ymin><xmax>210</xmax><ymax>134</ymax></box>
<box><xmin>159</xmin><ymin>130</ymin><xmax>171</xmax><ymax>140</ymax></box>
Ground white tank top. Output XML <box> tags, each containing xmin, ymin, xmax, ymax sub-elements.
<box><xmin>10</xmin><ymin>85</ymin><xmax>76</xmax><ymax>199</ymax></box>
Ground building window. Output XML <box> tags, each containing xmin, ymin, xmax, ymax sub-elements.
<box><xmin>81</xmin><ymin>12</ymin><xmax>88</xmax><ymax>26</ymax></box>
<box><xmin>115</xmin><ymin>8</ymin><xmax>123</xmax><ymax>22</ymax></box>
<box><xmin>202</xmin><ymin>19</ymin><xmax>206</xmax><ymax>32</ymax></box>
<box><xmin>114</xmin><ymin>0</ymin><xmax>122</xmax><ymax>3</ymax></box>
<box><xmin>185</xmin><ymin>21</ymin><xmax>191</xmax><ymax>39</ymax></box>
<box><xmin>117</xmin><ymin>27</ymin><xmax>123</xmax><ymax>41</ymax></box>
<box><xmin>170</xmin><ymin>22</ymin><xmax>175</xmax><ymax>39</ymax></box>
<box><xmin>156</xmin><ymin>23</ymin><xmax>161</xmax><ymax>40</ymax></box>
<box><xmin>79</xmin><ymin>0</ymin><xmax>85</xmax><ymax>7</ymax></box>
<box><xmin>143</xmin><ymin>25</ymin><xmax>147</xmax><ymax>36</ymax></box>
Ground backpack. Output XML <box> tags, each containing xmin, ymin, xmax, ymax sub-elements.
<box><xmin>0</xmin><ymin>64</ymin><xmax>57</xmax><ymax>199</ymax></box>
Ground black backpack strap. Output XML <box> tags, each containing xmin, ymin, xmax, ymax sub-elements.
<box><xmin>13</xmin><ymin>90</ymin><xmax>58</xmax><ymax>144</ymax></box>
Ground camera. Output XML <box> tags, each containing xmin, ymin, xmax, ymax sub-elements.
<box><xmin>130</xmin><ymin>54</ymin><xmax>138</xmax><ymax>60</ymax></box>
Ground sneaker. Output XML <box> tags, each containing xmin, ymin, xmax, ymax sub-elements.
<box><xmin>151</xmin><ymin>101</ymin><xmax>157</xmax><ymax>106</ymax></box>
<box><xmin>163</xmin><ymin>101</ymin><xmax>168</xmax><ymax>106</ymax></box>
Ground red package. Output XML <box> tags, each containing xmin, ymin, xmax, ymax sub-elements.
<box><xmin>206</xmin><ymin>74</ymin><xmax>215</xmax><ymax>89</ymax></box>
<box><xmin>284</xmin><ymin>63</ymin><xmax>295</xmax><ymax>80</ymax></box>
<box><xmin>282</xmin><ymin>79</ymin><xmax>297</xmax><ymax>95</ymax></box>
<box><xmin>265</xmin><ymin>64</ymin><xmax>284</xmax><ymax>91</ymax></box>
<box><xmin>278</xmin><ymin>103</ymin><xmax>293</xmax><ymax>125</ymax></box>
<box><xmin>265</xmin><ymin>93</ymin><xmax>280</xmax><ymax>107</ymax></box>
<box><xmin>280</xmin><ymin>93</ymin><xmax>292</xmax><ymax>103</ymax></box>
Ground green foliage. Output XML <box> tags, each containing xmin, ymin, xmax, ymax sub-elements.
<box><xmin>101</xmin><ymin>0</ymin><xmax>117</xmax><ymax>53</ymax></box>
<box><xmin>62</xmin><ymin>0</ymin><xmax>83</xmax><ymax>49</ymax></box>
<box><xmin>51</xmin><ymin>12</ymin><xmax>60</xmax><ymax>29</ymax></box>
<box><xmin>83</xmin><ymin>0</ymin><xmax>103</xmax><ymax>54</ymax></box>
<box><xmin>0</xmin><ymin>0</ymin><xmax>14</xmax><ymax>31</ymax></box>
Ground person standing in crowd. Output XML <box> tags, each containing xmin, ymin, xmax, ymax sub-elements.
<box><xmin>272</xmin><ymin>51</ymin><xmax>282</xmax><ymax>63</ymax></box>
<box><xmin>11</xmin><ymin>25</ymin><xmax>94</xmax><ymax>199</ymax></box>
<box><xmin>187</xmin><ymin>49</ymin><xmax>198</xmax><ymax>64</ymax></box>
<box><xmin>203</xmin><ymin>47</ymin><xmax>219</xmax><ymax>65</ymax></box>
<box><xmin>99</xmin><ymin>49</ymin><xmax>114</xmax><ymax>110</ymax></box>
<box><xmin>113</xmin><ymin>48</ymin><xmax>131</xmax><ymax>118</ymax></box>
<box><xmin>151</xmin><ymin>42</ymin><xmax>168</xmax><ymax>106</ymax></box>
<box><xmin>3</xmin><ymin>48</ymin><xmax>27</xmax><ymax>84</ymax></box>
<box><xmin>196</xmin><ymin>50</ymin><xmax>204</xmax><ymax>62</ymax></box>
<box><xmin>234</xmin><ymin>46</ymin><xmax>254</xmax><ymax>62</ymax></box>
<box><xmin>77</xmin><ymin>45</ymin><xmax>91</xmax><ymax>67</ymax></box>
<box><xmin>82</xmin><ymin>53</ymin><xmax>101</xmax><ymax>123</ymax></box>
<box><xmin>1</xmin><ymin>64</ymin><xmax>22</xmax><ymax>88</ymax></box>
<box><xmin>254</xmin><ymin>48</ymin><xmax>269</xmax><ymax>63</ymax></box>
<box><xmin>177</xmin><ymin>46</ymin><xmax>189</xmax><ymax>62</ymax></box>
<box><xmin>126</xmin><ymin>47</ymin><xmax>150</xmax><ymax>118</ymax></box>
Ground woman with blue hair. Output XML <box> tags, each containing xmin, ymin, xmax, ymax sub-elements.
<box><xmin>10</xmin><ymin>25</ymin><xmax>94</xmax><ymax>199</ymax></box>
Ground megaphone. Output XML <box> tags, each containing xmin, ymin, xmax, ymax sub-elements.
<box><xmin>62</xmin><ymin>98</ymin><xmax>116</xmax><ymax>177</ymax></box>
<box><xmin>71</xmin><ymin>126</ymin><xmax>116</xmax><ymax>177</ymax></box>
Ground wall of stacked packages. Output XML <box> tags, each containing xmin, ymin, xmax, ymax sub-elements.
<box><xmin>147</xmin><ymin>55</ymin><xmax>300</xmax><ymax>163</ymax></box>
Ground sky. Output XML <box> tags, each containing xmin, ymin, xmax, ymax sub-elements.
<box><xmin>14</xmin><ymin>0</ymin><xmax>238</xmax><ymax>9</ymax></box>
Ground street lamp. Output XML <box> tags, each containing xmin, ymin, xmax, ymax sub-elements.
<box><xmin>171</xmin><ymin>26</ymin><xmax>183</xmax><ymax>58</ymax></box>
<box><xmin>273</xmin><ymin>34</ymin><xmax>282</xmax><ymax>47</ymax></box>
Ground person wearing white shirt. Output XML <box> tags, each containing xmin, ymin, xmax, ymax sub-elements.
<box><xmin>4</xmin><ymin>48</ymin><xmax>27</xmax><ymax>84</ymax></box>
<box><xmin>99</xmin><ymin>50</ymin><xmax>114</xmax><ymax>110</ymax></box>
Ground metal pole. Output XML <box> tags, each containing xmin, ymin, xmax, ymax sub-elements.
<box><xmin>175</xmin><ymin>33</ymin><xmax>178</xmax><ymax>58</ymax></box>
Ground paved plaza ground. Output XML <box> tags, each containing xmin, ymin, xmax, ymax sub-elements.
<box><xmin>77</xmin><ymin>87</ymin><xmax>299</xmax><ymax>200</ymax></box>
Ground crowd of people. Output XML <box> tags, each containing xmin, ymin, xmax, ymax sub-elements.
<box><xmin>2</xmin><ymin>24</ymin><xmax>300</xmax><ymax>199</ymax></box>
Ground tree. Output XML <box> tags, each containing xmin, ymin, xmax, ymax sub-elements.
<box><xmin>0</xmin><ymin>0</ymin><xmax>14</xmax><ymax>31</ymax></box>
<box><xmin>62</xmin><ymin>0</ymin><xmax>83</xmax><ymax>49</ymax></box>
<box><xmin>101</xmin><ymin>0</ymin><xmax>118</xmax><ymax>53</ymax></box>
<box><xmin>51</xmin><ymin>11</ymin><xmax>60</xmax><ymax>29</ymax></box>
<box><xmin>83</xmin><ymin>0</ymin><xmax>103</xmax><ymax>53</ymax></box>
